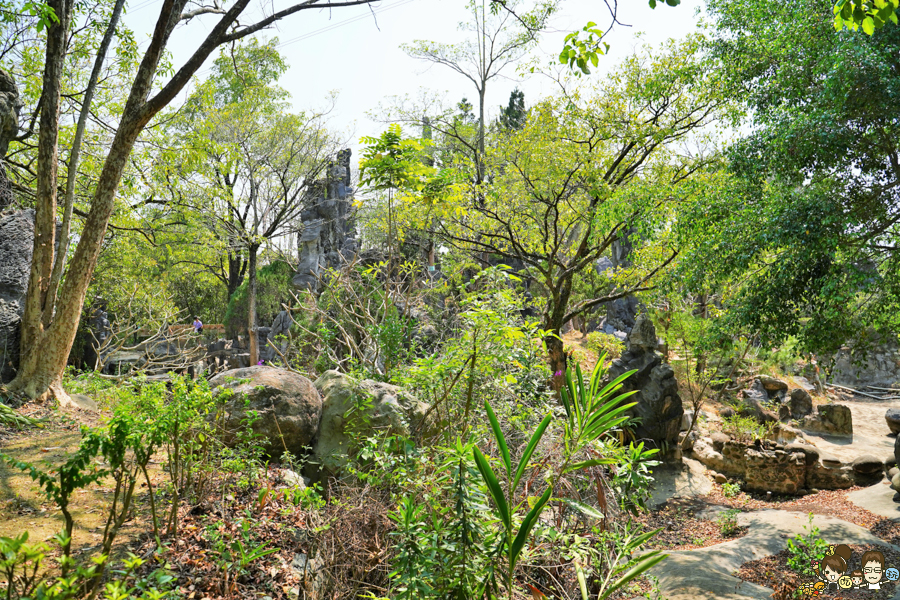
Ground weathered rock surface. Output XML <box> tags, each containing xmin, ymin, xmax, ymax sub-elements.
<box><xmin>293</xmin><ymin>149</ymin><xmax>358</xmax><ymax>291</ymax></box>
<box><xmin>0</xmin><ymin>68</ymin><xmax>20</xmax><ymax>162</ymax></box>
<box><xmin>832</xmin><ymin>341</ymin><xmax>900</xmax><ymax>388</ymax></box>
<box><xmin>886</xmin><ymin>407</ymin><xmax>900</xmax><ymax>435</ymax></box>
<box><xmin>798</xmin><ymin>403</ymin><xmax>853</xmax><ymax>435</ymax></box>
<box><xmin>210</xmin><ymin>366</ymin><xmax>322</xmax><ymax>457</ymax></box>
<box><xmin>789</xmin><ymin>388</ymin><xmax>813</xmax><ymax>419</ymax></box>
<box><xmin>310</xmin><ymin>370</ymin><xmax>429</xmax><ymax>477</ymax></box>
<box><xmin>607</xmin><ymin>314</ymin><xmax>683</xmax><ymax>454</ymax></box>
<box><xmin>0</xmin><ymin>210</ymin><xmax>34</xmax><ymax>382</ymax></box>
<box><xmin>758</xmin><ymin>375</ymin><xmax>788</xmax><ymax>392</ymax></box>
<box><xmin>691</xmin><ymin>436</ymin><xmax>877</xmax><ymax>493</ymax></box>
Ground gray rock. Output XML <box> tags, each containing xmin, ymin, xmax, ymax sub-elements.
<box><xmin>608</xmin><ymin>316</ymin><xmax>683</xmax><ymax>454</ymax></box>
<box><xmin>851</xmin><ymin>454</ymin><xmax>884</xmax><ymax>475</ymax></box>
<box><xmin>784</xmin><ymin>442</ymin><xmax>820</xmax><ymax>466</ymax></box>
<box><xmin>895</xmin><ymin>433</ymin><xmax>900</xmax><ymax>471</ymax></box>
<box><xmin>210</xmin><ymin>366</ymin><xmax>322</xmax><ymax>457</ymax></box>
<box><xmin>886</xmin><ymin>407</ymin><xmax>900</xmax><ymax>435</ymax></box>
<box><xmin>889</xmin><ymin>467</ymin><xmax>899</xmax><ymax>480</ymax></box>
<box><xmin>757</xmin><ymin>375</ymin><xmax>788</xmax><ymax>392</ymax></box>
<box><xmin>892</xmin><ymin>472</ymin><xmax>900</xmax><ymax>493</ymax></box>
<box><xmin>0</xmin><ymin>210</ymin><xmax>35</xmax><ymax>382</ymax></box>
<box><xmin>294</xmin><ymin>149</ymin><xmax>357</xmax><ymax>291</ymax></box>
<box><xmin>0</xmin><ymin>68</ymin><xmax>22</xmax><ymax>164</ymax></box>
<box><xmin>68</xmin><ymin>393</ymin><xmax>98</xmax><ymax>412</ymax></box>
<box><xmin>711</xmin><ymin>432</ymin><xmax>730</xmax><ymax>452</ymax></box>
<box><xmin>714</xmin><ymin>473</ymin><xmax>727</xmax><ymax>484</ymax></box>
<box><xmin>281</xmin><ymin>468</ymin><xmax>309</xmax><ymax>489</ymax></box>
<box><xmin>817</xmin><ymin>403</ymin><xmax>853</xmax><ymax>434</ymax></box>
<box><xmin>310</xmin><ymin>370</ymin><xmax>429</xmax><ymax>477</ymax></box>
<box><xmin>789</xmin><ymin>388</ymin><xmax>813</xmax><ymax>419</ymax></box>
<box><xmin>820</xmin><ymin>452</ymin><xmax>843</xmax><ymax>468</ymax></box>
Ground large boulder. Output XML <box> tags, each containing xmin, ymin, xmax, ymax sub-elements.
<box><xmin>757</xmin><ymin>375</ymin><xmax>788</xmax><ymax>392</ymax></box>
<box><xmin>607</xmin><ymin>314</ymin><xmax>683</xmax><ymax>454</ymax></box>
<box><xmin>209</xmin><ymin>366</ymin><xmax>322</xmax><ymax>457</ymax></box>
<box><xmin>0</xmin><ymin>210</ymin><xmax>35</xmax><ymax>382</ymax></box>
<box><xmin>310</xmin><ymin>370</ymin><xmax>430</xmax><ymax>477</ymax></box>
<box><xmin>886</xmin><ymin>408</ymin><xmax>900</xmax><ymax>436</ymax></box>
<box><xmin>789</xmin><ymin>388</ymin><xmax>813</xmax><ymax>419</ymax></box>
<box><xmin>798</xmin><ymin>403</ymin><xmax>853</xmax><ymax>435</ymax></box>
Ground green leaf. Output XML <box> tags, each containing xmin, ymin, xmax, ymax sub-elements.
<box><xmin>485</xmin><ymin>401</ymin><xmax>511</xmax><ymax>478</ymax></box>
<box><xmin>563</xmin><ymin>498</ymin><xmax>606</xmax><ymax>520</ymax></box>
<box><xmin>862</xmin><ymin>15</ymin><xmax>875</xmax><ymax>33</ymax></box>
<box><xmin>512</xmin><ymin>412</ymin><xmax>552</xmax><ymax>492</ymax></box>
<box><xmin>510</xmin><ymin>486</ymin><xmax>552</xmax><ymax>569</ymax></box>
<box><xmin>600</xmin><ymin>551</ymin><xmax>668</xmax><ymax>600</ymax></box>
<box><xmin>473</xmin><ymin>446</ymin><xmax>511</xmax><ymax>531</ymax></box>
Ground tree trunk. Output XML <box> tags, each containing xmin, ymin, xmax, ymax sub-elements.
<box><xmin>247</xmin><ymin>244</ymin><xmax>259</xmax><ymax>365</ymax></box>
<box><xmin>477</xmin><ymin>87</ymin><xmax>485</xmax><ymax>186</ymax></box>
<box><xmin>545</xmin><ymin>332</ymin><xmax>567</xmax><ymax>392</ymax></box>
<box><xmin>9</xmin><ymin>0</ymin><xmax>185</xmax><ymax>402</ymax></box>
<box><xmin>226</xmin><ymin>250</ymin><xmax>245</xmax><ymax>299</ymax></box>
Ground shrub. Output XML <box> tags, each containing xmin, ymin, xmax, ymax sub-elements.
<box><xmin>585</xmin><ymin>331</ymin><xmax>625</xmax><ymax>360</ymax></box>
<box><xmin>716</xmin><ymin>508</ymin><xmax>741</xmax><ymax>537</ymax></box>
<box><xmin>720</xmin><ymin>414</ymin><xmax>775</xmax><ymax>443</ymax></box>
<box><xmin>786</xmin><ymin>513</ymin><xmax>829</xmax><ymax>577</ymax></box>
<box><xmin>721</xmin><ymin>482</ymin><xmax>741</xmax><ymax>498</ymax></box>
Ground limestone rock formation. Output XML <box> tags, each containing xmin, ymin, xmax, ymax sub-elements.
<box><xmin>293</xmin><ymin>149</ymin><xmax>358</xmax><ymax>290</ymax></box>
<box><xmin>209</xmin><ymin>366</ymin><xmax>322</xmax><ymax>457</ymax></box>
<box><xmin>886</xmin><ymin>408</ymin><xmax>900</xmax><ymax>436</ymax></box>
<box><xmin>0</xmin><ymin>68</ymin><xmax>22</xmax><ymax>211</ymax></box>
<box><xmin>310</xmin><ymin>370</ymin><xmax>430</xmax><ymax>477</ymax></box>
<box><xmin>0</xmin><ymin>210</ymin><xmax>35</xmax><ymax>382</ymax></box>
<box><xmin>798</xmin><ymin>403</ymin><xmax>853</xmax><ymax>435</ymax></box>
<box><xmin>607</xmin><ymin>314</ymin><xmax>683</xmax><ymax>453</ymax></box>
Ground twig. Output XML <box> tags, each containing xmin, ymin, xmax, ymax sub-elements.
<box><xmin>826</xmin><ymin>383</ymin><xmax>891</xmax><ymax>400</ymax></box>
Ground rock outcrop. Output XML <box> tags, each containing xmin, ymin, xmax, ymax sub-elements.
<box><xmin>310</xmin><ymin>370</ymin><xmax>430</xmax><ymax>477</ymax></box>
<box><xmin>692</xmin><ymin>436</ymin><xmax>882</xmax><ymax>493</ymax></box>
<box><xmin>797</xmin><ymin>403</ymin><xmax>853</xmax><ymax>435</ymax></box>
<box><xmin>607</xmin><ymin>314</ymin><xmax>683</xmax><ymax>453</ymax></box>
<box><xmin>293</xmin><ymin>149</ymin><xmax>358</xmax><ymax>291</ymax></box>
<box><xmin>0</xmin><ymin>210</ymin><xmax>35</xmax><ymax>382</ymax></box>
<box><xmin>210</xmin><ymin>366</ymin><xmax>323</xmax><ymax>457</ymax></box>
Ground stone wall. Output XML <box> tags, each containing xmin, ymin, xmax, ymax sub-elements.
<box><xmin>293</xmin><ymin>149</ymin><xmax>358</xmax><ymax>291</ymax></box>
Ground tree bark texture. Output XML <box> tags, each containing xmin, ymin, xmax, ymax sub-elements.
<box><xmin>247</xmin><ymin>245</ymin><xmax>259</xmax><ymax>365</ymax></box>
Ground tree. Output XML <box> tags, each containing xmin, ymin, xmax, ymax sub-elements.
<box><xmin>401</xmin><ymin>0</ymin><xmax>552</xmax><ymax>186</ymax></box>
<box><xmin>434</xmin><ymin>38</ymin><xmax>726</xmax><ymax>380</ymax></box>
<box><xmin>169</xmin><ymin>47</ymin><xmax>338</xmax><ymax>363</ymax></box>
<box><xmin>7</xmin><ymin>0</ymin><xmax>381</xmax><ymax>402</ymax></box>
<box><xmin>677</xmin><ymin>0</ymin><xmax>900</xmax><ymax>356</ymax></box>
<box><xmin>497</xmin><ymin>88</ymin><xmax>526</xmax><ymax>130</ymax></box>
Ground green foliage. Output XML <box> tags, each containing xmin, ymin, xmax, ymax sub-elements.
<box><xmin>224</xmin><ymin>261</ymin><xmax>293</xmax><ymax>338</ymax></box>
<box><xmin>691</xmin><ymin>0</ymin><xmax>900</xmax><ymax>356</ymax></box>
<box><xmin>0</xmin><ymin>532</ymin><xmax>173</xmax><ymax>599</ymax></box>
<box><xmin>497</xmin><ymin>88</ymin><xmax>527</xmax><ymax>130</ymax></box>
<box><xmin>833</xmin><ymin>0</ymin><xmax>898</xmax><ymax>33</ymax></box>
<box><xmin>786</xmin><ymin>514</ymin><xmax>830</xmax><ymax>577</ymax></box>
<box><xmin>720</xmin><ymin>414</ymin><xmax>775</xmax><ymax>443</ymax></box>
<box><xmin>584</xmin><ymin>332</ymin><xmax>625</xmax><ymax>361</ymax></box>
<box><xmin>721</xmin><ymin>482</ymin><xmax>741</xmax><ymax>498</ymax></box>
<box><xmin>611</xmin><ymin>442</ymin><xmax>662</xmax><ymax>514</ymax></box>
<box><xmin>716</xmin><ymin>508</ymin><xmax>741</xmax><ymax>537</ymax></box>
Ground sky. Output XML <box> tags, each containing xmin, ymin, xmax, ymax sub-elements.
<box><xmin>124</xmin><ymin>0</ymin><xmax>705</xmax><ymax>159</ymax></box>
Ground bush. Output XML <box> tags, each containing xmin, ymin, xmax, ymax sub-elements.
<box><xmin>585</xmin><ymin>331</ymin><xmax>625</xmax><ymax>360</ymax></box>
<box><xmin>721</xmin><ymin>481</ymin><xmax>741</xmax><ymax>498</ymax></box>
<box><xmin>720</xmin><ymin>414</ymin><xmax>775</xmax><ymax>443</ymax></box>
<box><xmin>786</xmin><ymin>513</ymin><xmax>829</xmax><ymax>577</ymax></box>
<box><xmin>224</xmin><ymin>260</ymin><xmax>294</xmax><ymax>338</ymax></box>
<box><xmin>716</xmin><ymin>508</ymin><xmax>741</xmax><ymax>536</ymax></box>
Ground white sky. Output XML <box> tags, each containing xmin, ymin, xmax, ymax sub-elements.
<box><xmin>125</xmin><ymin>0</ymin><xmax>704</xmax><ymax>159</ymax></box>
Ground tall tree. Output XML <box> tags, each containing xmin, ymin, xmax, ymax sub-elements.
<box><xmin>497</xmin><ymin>88</ymin><xmax>526</xmax><ymax>130</ymax></box>
<box><xmin>6</xmin><ymin>0</ymin><xmax>381</xmax><ymax>403</ymax></box>
<box><xmin>400</xmin><ymin>0</ymin><xmax>552</xmax><ymax>186</ymax></box>
<box><xmin>435</xmin><ymin>38</ymin><xmax>726</xmax><ymax>380</ymax></box>
<box><xmin>676</xmin><ymin>0</ymin><xmax>900</xmax><ymax>355</ymax></box>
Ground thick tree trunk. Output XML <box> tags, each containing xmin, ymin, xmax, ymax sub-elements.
<box><xmin>545</xmin><ymin>332</ymin><xmax>567</xmax><ymax>392</ymax></box>
<box><xmin>9</xmin><ymin>0</ymin><xmax>185</xmax><ymax>402</ymax></box>
<box><xmin>247</xmin><ymin>245</ymin><xmax>259</xmax><ymax>365</ymax></box>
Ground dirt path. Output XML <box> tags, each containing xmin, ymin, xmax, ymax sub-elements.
<box><xmin>0</xmin><ymin>418</ymin><xmax>162</xmax><ymax>558</ymax></box>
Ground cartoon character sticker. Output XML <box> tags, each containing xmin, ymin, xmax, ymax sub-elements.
<box><xmin>796</xmin><ymin>544</ymin><xmax>897</xmax><ymax>596</ymax></box>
